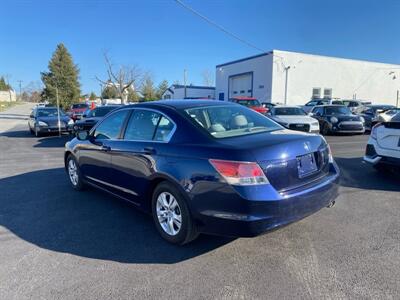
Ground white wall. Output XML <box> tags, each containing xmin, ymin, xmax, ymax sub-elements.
<box><xmin>215</xmin><ymin>53</ymin><xmax>273</xmax><ymax>102</ymax></box>
<box><xmin>0</xmin><ymin>90</ymin><xmax>16</xmax><ymax>102</ymax></box>
<box><xmin>271</xmin><ymin>50</ymin><xmax>400</xmax><ymax>106</ymax></box>
<box><xmin>163</xmin><ymin>87</ymin><xmax>215</xmax><ymax>99</ymax></box>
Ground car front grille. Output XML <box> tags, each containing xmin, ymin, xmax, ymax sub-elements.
<box><xmin>338</xmin><ymin>121</ymin><xmax>363</xmax><ymax>131</ymax></box>
<box><xmin>289</xmin><ymin>123</ymin><xmax>310</xmax><ymax>132</ymax></box>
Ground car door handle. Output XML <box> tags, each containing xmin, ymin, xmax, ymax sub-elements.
<box><xmin>143</xmin><ymin>147</ymin><xmax>156</xmax><ymax>154</ymax></box>
<box><xmin>101</xmin><ymin>145</ymin><xmax>111</xmax><ymax>152</ymax></box>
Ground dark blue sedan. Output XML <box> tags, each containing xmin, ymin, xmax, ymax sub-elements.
<box><xmin>64</xmin><ymin>100</ymin><xmax>340</xmax><ymax>244</ymax></box>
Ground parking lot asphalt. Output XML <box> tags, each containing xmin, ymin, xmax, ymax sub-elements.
<box><xmin>1</xmin><ymin>103</ymin><xmax>399</xmax><ymax>299</ymax></box>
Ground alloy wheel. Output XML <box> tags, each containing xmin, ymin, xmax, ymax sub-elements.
<box><xmin>156</xmin><ymin>192</ymin><xmax>182</xmax><ymax>236</ymax></box>
<box><xmin>68</xmin><ymin>159</ymin><xmax>79</xmax><ymax>186</ymax></box>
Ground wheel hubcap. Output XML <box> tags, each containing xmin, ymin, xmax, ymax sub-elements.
<box><xmin>156</xmin><ymin>192</ymin><xmax>182</xmax><ymax>236</ymax></box>
<box><xmin>68</xmin><ymin>159</ymin><xmax>78</xmax><ymax>186</ymax></box>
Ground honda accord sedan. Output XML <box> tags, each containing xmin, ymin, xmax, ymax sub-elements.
<box><xmin>65</xmin><ymin>100</ymin><xmax>340</xmax><ymax>244</ymax></box>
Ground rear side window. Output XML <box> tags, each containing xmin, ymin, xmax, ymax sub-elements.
<box><xmin>124</xmin><ymin>110</ymin><xmax>161</xmax><ymax>141</ymax></box>
<box><xmin>123</xmin><ymin>110</ymin><xmax>175</xmax><ymax>142</ymax></box>
<box><xmin>94</xmin><ymin>110</ymin><xmax>129</xmax><ymax>140</ymax></box>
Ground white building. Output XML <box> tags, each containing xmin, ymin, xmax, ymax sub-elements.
<box><xmin>0</xmin><ymin>90</ymin><xmax>16</xmax><ymax>102</ymax></box>
<box><xmin>162</xmin><ymin>84</ymin><xmax>215</xmax><ymax>100</ymax></box>
<box><xmin>215</xmin><ymin>49</ymin><xmax>400</xmax><ymax>106</ymax></box>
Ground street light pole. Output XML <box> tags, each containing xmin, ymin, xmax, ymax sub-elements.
<box><xmin>17</xmin><ymin>80</ymin><xmax>23</xmax><ymax>101</ymax></box>
<box><xmin>56</xmin><ymin>87</ymin><xmax>61</xmax><ymax>137</ymax></box>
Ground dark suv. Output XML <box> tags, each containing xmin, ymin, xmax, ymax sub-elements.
<box><xmin>311</xmin><ymin>105</ymin><xmax>365</xmax><ymax>135</ymax></box>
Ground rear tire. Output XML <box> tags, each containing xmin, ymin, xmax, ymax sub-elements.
<box><xmin>66</xmin><ymin>155</ymin><xmax>85</xmax><ymax>191</ymax></box>
<box><xmin>152</xmin><ymin>182</ymin><xmax>198</xmax><ymax>245</ymax></box>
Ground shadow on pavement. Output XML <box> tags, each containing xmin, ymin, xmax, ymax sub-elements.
<box><xmin>335</xmin><ymin>157</ymin><xmax>400</xmax><ymax>192</ymax></box>
<box><xmin>0</xmin><ymin>168</ymin><xmax>232</xmax><ymax>264</ymax></box>
<box><xmin>0</xmin><ymin>129</ymin><xmax>72</xmax><ymax>148</ymax></box>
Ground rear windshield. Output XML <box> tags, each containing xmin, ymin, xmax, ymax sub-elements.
<box><xmin>184</xmin><ymin>105</ymin><xmax>282</xmax><ymax>139</ymax></box>
<box><xmin>87</xmin><ymin>106</ymin><xmax>118</xmax><ymax>117</ymax></box>
<box><xmin>72</xmin><ymin>103</ymin><xmax>88</xmax><ymax>109</ymax></box>
<box><xmin>274</xmin><ymin>107</ymin><xmax>306</xmax><ymax>116</ymax></box>
<box><xmin>325</xmin><ymin>106</ymin><xmax>351</xmax><ymax>115</ymax></box>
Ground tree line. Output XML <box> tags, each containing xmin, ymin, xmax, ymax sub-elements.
<box><xmin>39</xmin><ymin>43</ymin><xmax>172</xmax><ymax>108</ymax></box>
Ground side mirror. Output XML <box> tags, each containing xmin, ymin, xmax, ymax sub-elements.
<box><xmin>76</xmin><ymin>130</ymin><xmax>90</xmax><ymax>141</ymax></box>
<box><xmin>308</xmin><ymin>112</ymin><xmax>314</xmax><ymax>116</ymax></box>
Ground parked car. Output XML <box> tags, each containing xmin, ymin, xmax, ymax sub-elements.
<box><xmin>68</xmin><ymin>103</ymin><xmax>89</xmax><ymax>121</ymax></box>
<box><xmin>269</xmin><ymin>105</ymin><xmax>320</xmax><ymax>133</ymax></box>
<box><xmin>71</xmin><ymin>105</ymin><xmax>121</xmax><ymax>134</ymax></box>
<box><xmin>342</xmin><ymin>100</ymin><xmax>365</xmax><ymax>114</ymax></box>
<box><xmin>302</xmin><ymin>99</ymin><xmax>343</xmax><ymax>113</ymax></box>
<box><xmin>229</xmin><ymin>97</ymin><xmax>268</xmax><ymax>115</ymax></box>
<box><xmin>28</xmin><ymin>107</ymin><xmax>73</xmax><ymax>137</ymax></box>
<box><xmin>311</xmin><ymin>105</ymin><xmax>365</xmax><ymax>135</ymax></box>
<box><xmin>65</xmin><ymin>100</ymin><xmax>339</xmax><ymax>245</ymax></box>
<box><xmin>364</xmin><ymin>113</ymin><xmax>400</xmax><ymax>171</ymax></box>
<box><xmin>358</xmin><ymin>104</ymin><xmax>396</xmax><ymax>130</ymax></box>
<box><xmin>261</xmin><ymin>102</ymin><xmax>277</xmax><ymax>111</ymax></box>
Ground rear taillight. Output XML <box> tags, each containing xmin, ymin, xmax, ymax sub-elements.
<box><xmin>371</xmin><ymin>123</ymin><xmax>382</xmax><ymax>140</ymax></box>
<box><xmin>209</xmin><ymin>159</ymin><xmax>269</xmax><ymax>186</ymax></box>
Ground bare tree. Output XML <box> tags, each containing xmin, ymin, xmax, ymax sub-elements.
<box><xmin>201</xmin><ymin>69</ymin><xmax>214</xmax><ymax>87</ymax></box>
<box><xmin>96</xmin><ymin>51</ymin><xmax>143</xmax><ymax>104</ymax></box>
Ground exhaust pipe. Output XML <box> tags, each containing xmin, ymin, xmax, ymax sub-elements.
<box><xmin>326</xmin><ymin>200</ymin><xmax>335</xmax><ymax>208</ymax></box>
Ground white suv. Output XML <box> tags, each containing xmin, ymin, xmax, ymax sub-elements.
<box><xmin>364</xmin><ymin>113</ymin><xmax>400</xmax><ymax>170</ymax></box>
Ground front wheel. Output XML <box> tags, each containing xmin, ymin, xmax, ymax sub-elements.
<box><xmin>66</xmin><ymin>155</ymin><xmax>85</xmax><ymax>191</ymax></box>
<box><xmin>152</xmin><ymin>182</ymin><xmax>198</xmax><ymax>245</ymax></box>
<box><xmin>322</xmin><ymin>123</ymin><xmax>330</xmax><ymax>135</ymax></box>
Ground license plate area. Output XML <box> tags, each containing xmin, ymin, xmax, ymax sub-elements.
<box><xmin>297</xmin><ymin>153</ymin><xmax>318</xmax><ymax>178</ymax></box>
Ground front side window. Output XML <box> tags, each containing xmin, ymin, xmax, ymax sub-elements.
<box><xmin>88</xmin><ymin>106</ymin><xmax>117</xmax><ymax>118</ymax></box>
<box><xmin>184</xmin><ymin>105</ymin><xmax>281</xmax><ymax>139</ymax></box>
<box><xmin>93</xmin><ymin>110</ymin><xmax>129</xmax><ymax>140</ymax></box>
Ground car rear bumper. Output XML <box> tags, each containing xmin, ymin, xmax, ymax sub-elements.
<box><xmin>363</xmin><ymin>141</ymin><xmax>400</xmax><ymax>167</ymax></box>
<box><xmin>194</xmin><ymin>165</ymin><xmax>340</xmax><ymax>237</ymax></box>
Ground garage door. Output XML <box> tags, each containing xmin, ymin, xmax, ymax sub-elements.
<box><xmin>229</xmin><ymin>73</ymin><xmax>253</xmax><ymax>98</ymax></box>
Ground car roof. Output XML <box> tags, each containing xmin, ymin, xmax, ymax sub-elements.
<box><xmin>313</xmin><ymin>104</ymin><xmax>346</xmax><ymax>108</ymax></box>
<box><xmin>123</xmin><ymin>100</ymin><xmax>234</xmax><ymax>110</ymax></box>
<box><xmin>274</xmin><ymin>105</ymin><xmax>302</xmax><ymax>108</ymax></box>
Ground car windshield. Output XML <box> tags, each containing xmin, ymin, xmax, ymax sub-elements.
<box><xmin>37</xmin><ymin>108</ymin><xmax>66</xmax><ymax>117</ymax></box>
<box><xmin>325</xmin><ymin>106</ymin><xmax>351</xmax><ymax>115</ymax></box>
<box><xmin>274</xmin><ymin>107</ymin><xmax>306</xmax><ymax>116</ymax></box>
<box><xmin>72</xmin><ymin>103</ymin><xmax>88</xmax><ymax>109</ymax></box>
<box><xmin>86</xmin><ymin>106</ymin><xmax>117</xmax><ymax>117</ymax></box>
<box><xmin>184</xmin><ymin>105</ymin><xmax>282</xmax><ymax>139</ymax></box>
<box><xmin>234</xmin><ymin>99</ymin><xmax>261</xmax><ymax>107</ymax></box>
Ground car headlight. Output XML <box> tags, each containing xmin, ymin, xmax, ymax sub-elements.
<box><xmin>330</xmin><ymin>117</ymin><xmax>338</xmax><ymax>123</ymax></box>
<box><xmin>359</xmin><ymin>116</ymin><xmax>365</xmax><ymax>123</ymax></box>
<box><xmin>311</xmin><ymin>122</ymin><xmax>319</xmax><ymax>126</ymax></box>
<box><xmin>38</xmin><ymin>121</ymin><xmax>48</xmax><ymax>126</ymax></box>
<box><xmin>68</xmin><ymin>119</ymin><xmax>74</xmax><ymax>125</ymax></box>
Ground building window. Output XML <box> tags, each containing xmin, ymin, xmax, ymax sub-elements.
<box><xmin>259</xmin><ymin>85</ymin><xmax>264</xmax><ymax>89</ymax></box>
<box><xmin>218</xmin><ymin>92</ymin><xmax>224</xmax><ymax>101</ymax></box>
<box><xmin>233</xmin><ymin>91</ymin><xmax>238</xmax><ymax>94</ymax></box>
<box><xmin>323</xmin><ymin>88</ymin><xmax>332</xmax><ymax>99</ymax></box>
<box><xmin>164</xmin><ymin>95</ymin><xmax>171</xmax><ymax>99</ymax></box>
<box><xmin>312</xmin><ymin>88</ymin><xmax>321</xmax><ymax>99</ymax></box>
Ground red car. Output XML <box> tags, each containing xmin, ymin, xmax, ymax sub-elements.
<box><xmin>68</xmin><ymin>103</ymin><xmax>89</xmax><ymax>121</ymax></box>
<box><xmin>229</xmin><ymin>97</ymin><xmax>268</xmax><ymax>115</ymax></box>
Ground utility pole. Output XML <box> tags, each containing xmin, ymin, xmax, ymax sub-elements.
<box><xmin>284</xmin><ymin>66</ymin><xmax>291</xmax><ymax>105</ymax></box>
<box><xmin>17</xmin><ymin>80</ymin><xmax>23</xmax><ymax>101</ymax></box>
<box><xmin>56</xmin><ymin>87</ymin><xmax>61</xmax><ymax>137</ymax></box>
<box><xmin>183</xmin><ymin>69</ymin><xmax>187</xmax><ymax>99</ymax></box>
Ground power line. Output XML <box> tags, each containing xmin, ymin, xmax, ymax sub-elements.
<box><xmin>173</xmin><ymin>0</ymin><xmax>266</xmax><ymax>53</ymax></box>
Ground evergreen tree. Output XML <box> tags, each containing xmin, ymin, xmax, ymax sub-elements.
<box><xmin>128</xmin><ymin>88</ymin><xmax>140</xmax><ymax>102</ymax></box>
<box><xmin>101</xmin><ymin>85</ymin><xmax>118</xmax><ymax>99</ymax></box>
<box><xmin>0</xmin><ymin>76</ymin><xmax>10</xmax><ymax>91</ymax></box>
<box><xmin>41</xmin><ymin>43</ymin><xmax>81</xmax><ymax>108</ymax></box>
<box><xmin>141</xmin><ymin>76</ymin><xmax>157</xmax><ymax>101</ymax></box>
<box><xmin>89</xmin><ymin>92</ymin><xmax>97</xmax><ymax>100</ymax></box>
<box><xmin>156</xmin><ymin>79</ymin><xmax>169</xmax><ymax>99</ymax></box>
